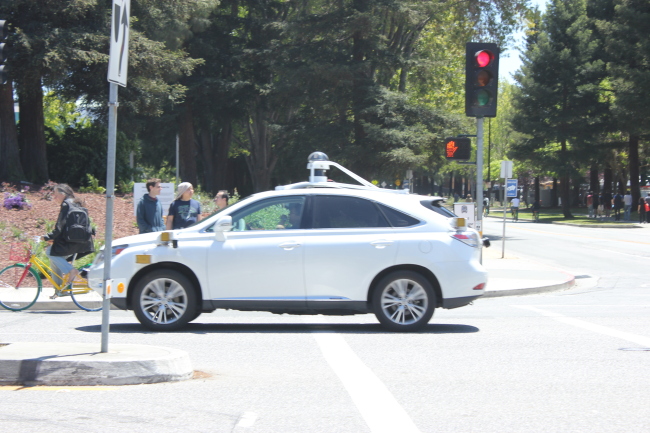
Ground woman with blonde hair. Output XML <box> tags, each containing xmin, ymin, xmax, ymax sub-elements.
<box><xmin>166</xmin><ymin>182</ymin><xmax>202</xmax><ymax>230</ymax></box>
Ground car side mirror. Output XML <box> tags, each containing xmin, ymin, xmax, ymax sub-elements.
<box><xmin>214</xmin><ymin>215</ymin><xmax>232</xmax><ymax>242</ymax></box>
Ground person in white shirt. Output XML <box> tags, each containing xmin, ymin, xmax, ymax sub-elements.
<box><xmin>510</xmin><ymin>196</ymin><xmax>520</xmax><ymax>221</ymax></box>
<box><xmin>623</xmin><ymin>191</ymin><xmax>633</xmax><ymax>221</ymax></box>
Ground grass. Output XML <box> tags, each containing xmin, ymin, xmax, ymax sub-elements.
<box><xmin>485</xmin><ymin>205</ymin><xmax>638</xmax><ymax>225</ymax></box>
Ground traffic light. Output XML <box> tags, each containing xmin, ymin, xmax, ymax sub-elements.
<box><xmin>445</xmin><ymin>137</ymin><xmax>471</xmax><ymax>161</ymax></box>
<box><xmin>0</xmin><ymin>20</ymin><xmax>8</xmax><ymax>85</ymax></box>
<box><xmin>465</xmin><ymin>42</ymin><xmax>499</xmax><ymax>118</ymax></box>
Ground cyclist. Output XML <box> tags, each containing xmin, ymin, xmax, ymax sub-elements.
<box><xmin>42</xmin><ymin>184</ymin><xmax>94</xmax><ymax>286</ymax></box>
<box><xmin>531</xmin><ymin>199</ymin><xmax>541</xmax><ymax>222</ymax></box>
<box><xmin>510</xmin><ymin>196</ymin><xmax>520</xmax><ymax>221</ymax></box>
<box><xmin>483</xmin><ymin>196</ymin><xmax>490</xmax><ymax>216</ymax></box>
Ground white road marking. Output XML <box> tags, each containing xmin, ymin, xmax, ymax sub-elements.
<box><xmin>309</xmin><ymin>330</ymin><xmax>421</xmax><ymax>433</ymax></box>
<box><xmin>515</xmin><ymin>305</ymin><xmax>650</xmax><ymax>347</ymax></box>
<box><xmin>235</xmin><ymin>412</ymin><xmax>257</xmax><ymax>428</ymax></box>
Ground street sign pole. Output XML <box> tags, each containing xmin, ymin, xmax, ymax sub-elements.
<box><xmin>102</xmin><ymin>0</ymin><xmax>130</xmax><ymax>353</ymax></box>
<box><xmin>102</xmin><ymin>83</ymin><xmax>118</xmax><ymax>353</ymax></box>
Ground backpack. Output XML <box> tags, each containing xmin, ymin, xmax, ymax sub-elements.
<box><xmin>64</xmin><ymin>204</ymin><xmax>92</xmax><ymax>243</ymax></box>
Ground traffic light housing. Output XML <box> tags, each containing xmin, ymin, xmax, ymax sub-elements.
<box><xmin>0</xmin><ymin>20</ymin><xmax>8</xmax><ymax>85</ymax></box>
<box><xmin>465</xmin><ymin>42</ymin><xmax>499</xmax><ymax>118</ymax></box>
<box><xmin>445</xmin><ymin>137</ymin><xmax>471</xmax><ymax>161</ymax></box>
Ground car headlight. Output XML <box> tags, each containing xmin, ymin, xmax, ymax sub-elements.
<box><xmin>94</xmin><ymin>244</ymin><xmax>129</xmax><ymax>265</ymax></box>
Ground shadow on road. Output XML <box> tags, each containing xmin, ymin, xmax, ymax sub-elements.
<box><xmin>76</xmin><ymin>322</ymin><xmax>480</xmax><ymax>335</ymax></box>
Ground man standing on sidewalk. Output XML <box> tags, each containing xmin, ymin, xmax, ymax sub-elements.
<box><xmin>137</xmin><ymin>178</ymin><xmax>165</xmax><ymax>234</ymax></box>
<box><xmin>587</xmin><ymin>191</ymin><xmax>594</xmax><ymax>218</ymax></box>
<box><xmin>623</xmin><ymin>190</ymin><xmax>632</xmax><ymax>221</ymax></box>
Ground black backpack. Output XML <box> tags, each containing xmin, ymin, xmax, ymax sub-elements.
<box><xmin>64</xmin><ymin>204</ymin><xmax>92</xmax><ymax>243</ymax></box>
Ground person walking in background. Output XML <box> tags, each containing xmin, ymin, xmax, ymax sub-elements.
<box><xmin>638</xmin><ymin>196</ymin><xmax>647</xmax><ymax>224</ymax></box>
<box><xmin>166</xmin><ymin>182</ymin><xmax>202</xmax><ymax>230</ymax></box>
<box><xmin>623</xmin><ymin>190</ymin><xmax>632</xmax><ymax>221</ymax></box>
<box><xmin>43</xmin><ymin>184</ymin><xmax>95</xmax><ymax>286</ymax></box>
<box><xmin>137</xmin><ymin>178</ymin><xmax>165</xmax><ymax>234</ymax></box>
<box><xmin>586</xmin><ymin>191</ymin><xmax>594</xmax><ymax>218</ymax></box>
<box><xmin>613</xmin><ymin>190</ymin><xmax>623</xmax><ymax>221</ymax></box>
<box><xmin>592</xmin><ymin>191</ymin><xmax>600</xmax><ymax>219</ymax></box>
<box><xmin>214</xmin><ymin>190</ymin><xmax>230</xmax><ymax>210</ymax></box>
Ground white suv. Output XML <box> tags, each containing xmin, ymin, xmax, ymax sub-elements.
<box><xmin>88</xmin><ymin>153</ymin><xmax>487</xmax><ymax>331</ymax></box>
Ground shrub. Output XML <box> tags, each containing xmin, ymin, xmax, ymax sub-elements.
<box><xmin>3</xmin><ymin>193</ymin><xmax>32</xmax><ymax>210</ymax></box>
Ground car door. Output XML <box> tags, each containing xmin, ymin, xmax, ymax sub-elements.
<box><xmin>206</xmin><ymin>196</ymin><xmax>307</xmax><ymax>303</ymax></box>
<box><xmin>303</xmin><ymin>195</ymin><xmax>402</xmax><ymax>303</ymax></box>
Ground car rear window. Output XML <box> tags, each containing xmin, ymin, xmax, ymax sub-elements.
<box><xmin>420</xmin><ymin>199</ymin><xmax>456</xmax><ymax>218</ymax></box>
<box><xmin>376</xmin><ymin>203</ymin><xmax>420</xmax><ymax>227</ymax></box>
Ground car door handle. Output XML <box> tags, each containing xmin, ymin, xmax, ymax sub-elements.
<box><xmin>370</xmin><ymin>240</ymin><xmax>394</xmax><ymax>249</ymax></box>
<box><xmin>279</xmin><ymin>242</ymin><xmax>302</xmax><ymax>250</ymax></box>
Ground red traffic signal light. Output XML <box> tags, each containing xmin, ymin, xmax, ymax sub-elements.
<box><xmin>465</xmin><ymin>42</ymin><xmax>499</xmax><ymax>118</ymax></box>
<box><xmin>445</xmin><ymin>137</ymin><xmax>471</xmax><ymax>160</ymax></box>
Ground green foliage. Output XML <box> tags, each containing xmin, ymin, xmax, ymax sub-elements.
<box><xmin>79</xmin><ymin>174</ymin><xmax>107</xmax><ymax>194</ymax></box>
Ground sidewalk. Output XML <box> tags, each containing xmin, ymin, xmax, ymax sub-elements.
<box><xmin>482</xmin><ymin>246</ymin><xmax>575</xmax><ymax>297</ymax></box>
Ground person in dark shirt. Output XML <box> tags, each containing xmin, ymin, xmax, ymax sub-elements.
<box><xmin>137</xmin><ymin>178</ymin><xmax>165</xmax><ymax>233</ymax></box>
<box><xmin>166</xmin><ymin>182</ymin><xmax>202</xmax><ymax>230</ymax></box>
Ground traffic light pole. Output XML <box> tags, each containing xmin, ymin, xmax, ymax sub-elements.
<box><xmin>476</xmin><ymin>117</ymin><xmax>484</xmax><ymax>263</ymax></box>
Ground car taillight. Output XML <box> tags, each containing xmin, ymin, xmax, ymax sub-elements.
<box><xmin>473</xmin><ymin>283</ymin><xmax>485</xmax><ymax>290</ymax></box>
<box><xmin>450</xmin><ymin>231</ymin><xmax>480</xmax><ymax>248</ymax></box>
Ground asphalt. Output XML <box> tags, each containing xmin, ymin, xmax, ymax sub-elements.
<box><xmin>0</xmin><ymin>245</ymin><xmax>576</xmax><ymax>387</ymax></box>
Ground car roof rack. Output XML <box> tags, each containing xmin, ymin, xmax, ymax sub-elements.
<box><xmin>275</xmin><ymin>152</ymin><xmax>409</xmax><ymax>194</ymax></box>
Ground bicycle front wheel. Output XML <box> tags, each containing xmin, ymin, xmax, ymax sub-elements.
<box><xmin>70</xmin><ymin>284</ymin><xmax>103</xmax><ymax>312</ymax></box>
<box><xmin>0</xmin><ymin>264</ymin><xmax>42</xmax><ymax>311</ymax></box>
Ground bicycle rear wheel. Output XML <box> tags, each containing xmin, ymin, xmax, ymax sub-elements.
<box><xmin>69</xmin><ymin>283</ymin><xmax>103</xmax><ymax>311</ymax></box>
<box><xmin>0</xmin><ymin>264</ymin><xmax>42</xmax><ymax>311</ymax></box>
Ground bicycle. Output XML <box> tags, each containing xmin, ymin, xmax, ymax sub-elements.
<box><xmin>0</xmin><ymin>242</ymin><xmax>103</xmax><ymax>312</ymax></box>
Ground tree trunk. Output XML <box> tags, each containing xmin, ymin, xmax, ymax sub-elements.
<box><xmin>629</xmin><ymin>135</ymin><xmax>640</xmax><ymax>211</ymax></box>
<box><xmin>603</xmin><ymin>167</ymin><xmax>612</xmax><ymax>194</ymax></box>
<box><xmin>589</xmin><ymin>163</ymin><xmax>599</xmax><ymax>194</ymax></box>
<box><xmin>552</xmin><ymin>178</ymin><xmax>558</xmax><ymax>207</ymax></box>
<box><xmin>0</xmin><ymin>81</ymin><xmax>25</xmax><ymax>182</ymax></box>
<box><xmin>534</xmin><ymin>176</ymin><xmax>540</xmax><ymax>205</ymax></box>
<box><xmin>178</xmin><ymin>101</ymin><xmax>198</xmax><ymax>186</ymax></box>
<box><xmin>214</xmin><ymin>121</ymin><xmax>232</xmax><ymax>194</ymax></box>
<box><xmin>244</xmin><ymin>103</ymin><xmax>278</xmax><ymax>192</ymax></box>
<box><xmin>17</xmin><ymin>74</ymin><xmax>48</xmax><ymax>183</ymax></box>
<box><xmin>559</xmin><ymin>139</ymin><xmax>572</xmax><ymax>218</ymax></box>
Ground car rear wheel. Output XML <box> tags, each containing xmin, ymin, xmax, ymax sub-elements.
<box><xmin>133</xmin><ymin>270</ymin><xmax>197</xmax><ymax>332</ymax></box>
<box><xmin>372</xmin><ymin>271</ymin><xmax>435</xmax><ymax>332</ymax></box>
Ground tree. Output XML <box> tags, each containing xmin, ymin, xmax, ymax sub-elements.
<box><xmin>588</xmin><ymin>0</ymin><xmax>650</xmax><ymax>207</ymax></box>
<box><xmin>511</xmin><ymin>0</ymin><xmax>608</xmax><ymax>217</ymax></box>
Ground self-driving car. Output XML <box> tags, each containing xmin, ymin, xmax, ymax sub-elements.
<box><xmin>88</xmin><ymin>152</ymin><xmax>487</xmax><ymax>331</ymax></box>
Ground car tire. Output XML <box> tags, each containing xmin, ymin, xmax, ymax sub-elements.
<box><xmin>372</xmin><ymin>270</ymin><xmax>435</xmax><ymax>332</ymax></box>
<box><xmin>133</xmin><ymin>270</ymin><xmax>197</xmax><ymax>332</ymax></box>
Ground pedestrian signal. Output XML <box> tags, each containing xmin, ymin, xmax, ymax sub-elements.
<box><xmin>445</xmin><ymin>137</ymin><xmax>471</xmax><ymax>161</ymax></box>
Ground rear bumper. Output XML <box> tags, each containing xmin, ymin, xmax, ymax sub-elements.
<box><xmin>441</xmin><ymin>294</ymin><xmax>483</xmax><ymax>309</ymax></box>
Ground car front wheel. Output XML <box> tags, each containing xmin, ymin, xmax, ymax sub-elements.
<box><xmin>133</xmin><ymin>270</ymin><xmax>197</xmax><ymax>332</ymax></box>
<box><xmin>372</xmin><ymin>271</ymin><xmax>435</xmax><ymax>332</ymax></box>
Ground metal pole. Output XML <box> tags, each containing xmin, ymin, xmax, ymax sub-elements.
<box><xmin>476</xmin><ymin>117</ymin><xmax>484</xmax><ymax>263</ymax></box>
<box><xmin>502</xmin><ymin>178</ymin><xmax>507</xmax><ymax>259</ymax></box>
<box><xmin>101</xmin><ymin>82</ymin><xmax>118</xmax><ymax>353</ymax></box>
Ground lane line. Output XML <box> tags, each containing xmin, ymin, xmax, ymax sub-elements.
<box><xmin>515</xmin><ymin>305</ymin><xmax>650</xmax><ymax>347</ymax></box>
<box><xmin>306</xmin><ymin>322</ymin><xmax>421</xmax><ymax>433</ymax></box>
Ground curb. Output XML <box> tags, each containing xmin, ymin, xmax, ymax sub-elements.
<box><xmin>484</xmin><ymin>275</ymin><xmax>575</xmax><ymax>298</ymax></box>
<box><xmin>0</xmin><ymin>342</ymin><xmax>193</xmax><ymax>386</ymax></box>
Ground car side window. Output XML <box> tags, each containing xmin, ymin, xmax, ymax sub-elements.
<box><xmin>230</xmin><ymin>196</ymin><xmax>306</xmax><ymax>231</ymax></box>
<box><xmin>312</xmin><ymin>196</ymin><xmax>390</xmax><ymax>228</ymax></box>
<box><xmin>376</xmin><ymin>203</ymin><xmax>420</xmax><ymax>227</ymax></box>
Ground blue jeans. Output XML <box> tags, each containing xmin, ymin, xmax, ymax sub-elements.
<box><xmin>46</xmin><ymin>246</ymin><xmax>74</xmax><ymax>286</ymax></box>
<box><xmin>624</xmin><ymin>205</ymin><xmax>631</xmax><ymax>221</ymax></box>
